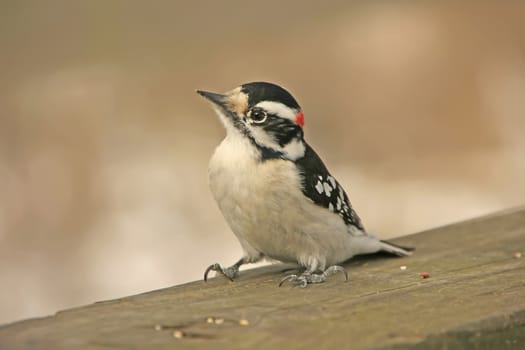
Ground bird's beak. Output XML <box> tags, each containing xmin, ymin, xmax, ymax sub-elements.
<box><xmin>196</xmin><ymin>90</ymin><xmax>228</xmax><ymax>108</ymax></box>
<box><xmin>197</xmin><ymin>87</ymin><xmax>249</xmax><ymax>120</ymax></box>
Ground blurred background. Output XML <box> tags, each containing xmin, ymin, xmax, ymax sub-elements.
<box><xmin>1</xmin><ymin>0</ymin><xmax>524</xmax><ymax>324</ymax></box>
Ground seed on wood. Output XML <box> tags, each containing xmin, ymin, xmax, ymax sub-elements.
<box><xmin>173</xmin><ymin>330</ymin><xmax>184</xmax><ymax>339</ymax></box>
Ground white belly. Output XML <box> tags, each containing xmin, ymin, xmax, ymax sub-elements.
<box><xmin>208</xmin><ymin>136</ymin><xmax>373</xmax><ymax>271</ymax></box>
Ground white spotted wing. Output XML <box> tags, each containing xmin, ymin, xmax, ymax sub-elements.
<box><xmin>296</xmin><ymin>143</ymin><xmax>365</xmax><ymax>231</ymax></box>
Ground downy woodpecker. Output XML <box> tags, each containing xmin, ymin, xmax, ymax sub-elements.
<box><xmin>197</xmin><ymin>82</ymin><xmax>413</xmax><ymax>287</ymax></box>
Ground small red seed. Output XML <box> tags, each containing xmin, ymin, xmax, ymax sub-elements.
<box><xmin>420</xmin><ymin>272</ymin><xmax>430</xmax><ymax>279</ymax></box>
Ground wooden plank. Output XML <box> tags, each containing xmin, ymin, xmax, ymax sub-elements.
<box><xmin>1</xmin><ymin>208</ymin><xmax>524</xmax><ymax>349</ymax></box>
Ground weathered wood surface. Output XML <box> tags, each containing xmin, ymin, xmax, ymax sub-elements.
<box><xmin>1</xmin><ymin>208</ymin><xmax>524</xmax><ymax>349</ymax></box>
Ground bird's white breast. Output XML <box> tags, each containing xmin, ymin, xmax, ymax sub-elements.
<box><xmin>208</xmin><ymin>133</ymin><xmax>367</xmax><ymax>270</ymax></box>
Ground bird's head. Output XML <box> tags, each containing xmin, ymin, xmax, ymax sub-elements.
<box><xmin>197</xmin><ymin>82</ymin><xmax>306</xmax><ymax>160</ymax></box>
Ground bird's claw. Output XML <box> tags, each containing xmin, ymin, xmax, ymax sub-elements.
<box><xmin>278</xmin><ymin>265</ymin><xmax>348</xmax><ymax>287</ymax></box>
<box><xmin>203</xmin><ymin>263</ymin><xmax>238</xmax><ymax>282</ymax></box>
<box><xmin>324</xmin><ymin>265</ymin><xmax>349</xmax><ymax>281</ymax></box>
<box><xmin>278</xmin><ymin>274</ymin><xmax>308</xmax><ymax>287</ymax></box>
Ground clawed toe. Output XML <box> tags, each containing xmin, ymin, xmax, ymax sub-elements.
<box><xmin>278</xmin><ymin>274</ymin><xmax>308</xmax><ymax>288</ymax></box>
<box><xmin>278</xmin><ymin>274</ymin><xmax>295</xmax><ymax>287</ymax></box>
<box><xmin>278</xmin><ymin>265</ymin><xmax>348</xmax><ymax>287</ymax></box>
<box><xmin>323</xmin><ymin>265</ymin><xmax>349</xmax><ymax>281</ymax></box>
<box><xmin>204</xmin><ymin>263</ymin><xmax>235</xmax><ymax>282</ymax></box>
<box><xmin>204</xmin><ymin>263</ymin><xmax>222</xmax><ymax>281</ymax></box>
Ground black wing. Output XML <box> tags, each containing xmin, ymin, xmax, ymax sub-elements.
<box><xmin>295</xmin><ymin>143</ymin><xmax>365</xmax><ymax>231</ymax></box>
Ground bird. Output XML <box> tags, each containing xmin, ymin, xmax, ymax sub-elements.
<box><xmin>197</xmin><ymin>82</ymin><xmax>413</xmax><ymax>287</ymax></box>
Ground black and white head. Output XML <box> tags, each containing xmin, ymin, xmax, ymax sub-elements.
<box><xmin>197</xmin><ymin>82</ymin><xmax>306</xmax><ymax>161</ymax></box>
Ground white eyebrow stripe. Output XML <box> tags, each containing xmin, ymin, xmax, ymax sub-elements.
<box><xmin>254</xmin><ymin>101</ymin><xmax>297</xmax><ymax>121</ymax></box>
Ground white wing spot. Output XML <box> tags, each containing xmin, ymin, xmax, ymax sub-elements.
<box><xmin>328</xmin><ymin>202</ymin><xmax>334</xmax><ymax>211</ymax></box>
<box><xmin>328</xmin><ymin>176</ymin><xmax>336</xmax><ymax>188</ymax></box>
<box><xmin>315</xmin><ymin>181</ymin><xmax>324</xmax><ymax>194</ymax></box>
<box><xmin>318</xmin><ymin>175</ymin><xmax>323</xmax><ymax>180</ymax></box>
<box><xmin>323</xmin><ymin>182</ymin><xmax>332</xmax><ymax>196</ymax></box>
<box><xmin>336</xmin><ymin>197</ymin><xmax>342</xmax><ymax>210</ymax></box>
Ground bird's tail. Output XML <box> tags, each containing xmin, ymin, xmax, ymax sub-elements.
<box><xmin>379</xmin><ymin>240</ymin><xmax>415</xmax><ymax>256</ymax></box>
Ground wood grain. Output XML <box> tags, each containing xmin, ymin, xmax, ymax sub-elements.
<box><xmin>1</xmin><ymin>208</ymin><xmax>524</xmax><ymax>349</ymax></box>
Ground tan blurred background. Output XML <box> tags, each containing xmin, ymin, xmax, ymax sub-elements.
<box><xmin>1</xmin><ymin>0</ymin><xmax>524</xmax><ymax>324</ymax></box>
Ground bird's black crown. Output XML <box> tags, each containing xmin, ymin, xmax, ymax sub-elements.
<box><xmin>241</xmin><ymin>82</ymin><xmax>301</xmax><ymax>110</ymax></box>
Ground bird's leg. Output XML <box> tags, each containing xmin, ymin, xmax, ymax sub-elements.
<box><xmin>279</xmin><ymin>265</ymin><xmax>348</xmax><ymax>287</ymax></box>
<box><xmin>203</xmin><ymin>257</ymin><xmax>246</xmax><ymax>282</ymax></box>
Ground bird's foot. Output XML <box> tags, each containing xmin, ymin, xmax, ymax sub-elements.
<box><xmin>278</xmin><ymin>265</ymin><xmax>348</xmax><ymax>287</ymax></box>
<box><xmin>204</xmin><ymin>263</ymin><xmax>240</xmax><ymax>282</ymax></box>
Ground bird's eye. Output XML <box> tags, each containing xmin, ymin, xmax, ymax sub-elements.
<box><xmin>248</xmin><ymin>108</ymin><xmax>267</xmax><ymax>124</ymax></box>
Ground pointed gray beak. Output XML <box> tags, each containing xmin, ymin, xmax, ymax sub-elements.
<box><xmin>196</xmin><ymin>90</ymin><xmax>228</xmax><ymax>108</ymax></box>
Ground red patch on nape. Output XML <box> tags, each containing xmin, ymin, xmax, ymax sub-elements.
<box><xmin>295</xmin><ymin>111</ymin><xmax>305</xmax><ymax>126</ymax></box>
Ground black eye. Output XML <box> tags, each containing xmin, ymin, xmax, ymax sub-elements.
<box><xmin>248</xmin><ymin>108</ymin><xmax>267</xmax><ymax>124</ymax></box>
